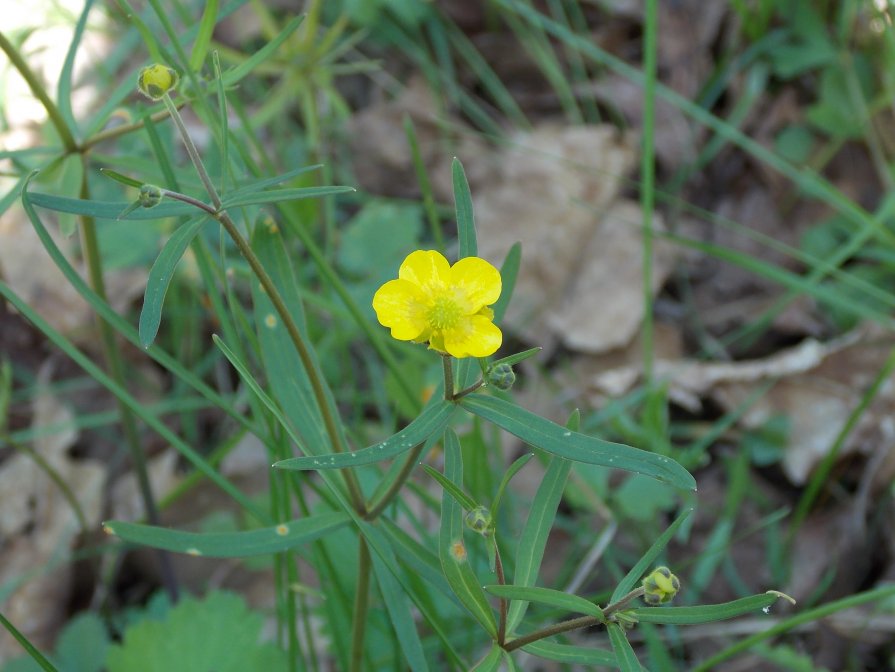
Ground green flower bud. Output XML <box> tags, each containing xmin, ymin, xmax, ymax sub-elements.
<box><xmin>139</xmin><ymin>184</ymin><xmax>164</xmax><ymax>208</ymax></box>
<box><xmin>487</xmin><ymin>362</ymin><xmax>515</xmax><ymax>391</ymax></box>
<box><xmin>642</xmin><ymin>566</ymin><xmax>680</xmax><ymax>605</ymax></box>
<box><xmin>137</xmin><ymin>64</ymin><xmax>179</xmax><ymax>100</ymax></box>
<box><xmin>464</xmin><ymin>506</ymin><xmax>493</xmax><ymax>536</ymax></box>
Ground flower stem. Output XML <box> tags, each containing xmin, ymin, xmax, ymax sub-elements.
<box><xmin>494</xmin><ymin>541</ymin><xmax>508</xmax><ymax>646</ymax></box>
<box><xmin>0</xmin><ymin>31</ymin><xmax>77</xmax><ymax>153</ymax></box>
<box><xmin>350</xmin><ymin>536</ymin><xmax>372</xmax><ymax>672</ymax></box>
<box><xmin>364</xmin><ymin>441</ymin><xmax>426</xmax><ymax>520</ymax></box>
<box><xmin>442</xmin><ymin>355</ymin><xmax>454</xmax><ymax>400</ymax></box>
<box><xmin>503</xmin><ymin>587</ymin><xmax>644</xmax><ymax>652</ymax></box>
<box><xmin>161</xmin><ymin>93</ymin><xmax>366</xmax><ymax>513</ymax></box>
<box><xmin>452</xmin><ymin>379</ymin><xmax>485</xmax><ymax>400</ymax></box>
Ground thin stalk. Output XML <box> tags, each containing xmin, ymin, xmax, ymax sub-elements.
<box><xmin>1</xmin><ymin>435</ymin><xmax>88</xmax><ymax>531</ymax></box>
<box><xmin>0</xmin><ymin>611</ymin><xmax>58</xmax><ymax>672</ymax></box>
<box><xmin>494</xmin><ymin>542</ymin><xmax>508</xmax><ymax>646</ymax></box>
<box><xmin>0</xmin><ymin>31</ymin><xmax>77</xmax><ymax>153</ymax></box>
<box><xmin>503</xmin><ymin>588</ymin><xmax>643</xmax><ymax>653</ymax></box>
<box><xmin>350</xmin><ymin>537</ymin><xmax>372</xmax><ymax>672</ymax></box>
<box><xmin>77</xmin><ymin>166</ymin><xmax>179</xmax><ymax>602</ymax></box>
<box><xmin>160</xmin><ymin>94</ymin><xmax>366</xmax><ymax>513</ymax></box>
<box><xmin>452</xmin><ymin>379</ymin><xmax>485</xmax><ymax>400</ymax></box>
<box><xmin>442</xmin><ymin>355</ymin><xmax>454</xmax><ymax>400</ymax></box>
<box><xmin>640</xmin><ymin>0</ymin><xmax>658</xmax><ymax>385</ymax></box>
<box><xmin>82</xmin><ymin>103</ymin><xmax>184</xmax><ymax>150</ymax></box>
<box><xmin>365</xmin><ymin>441</ymin><xmax>426</xmax><ymax>520</ymax></box>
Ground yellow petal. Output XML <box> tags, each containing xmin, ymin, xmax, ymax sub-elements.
<box><xmin>372</xmin><ymin>279</ymin><xmax>429</xmax><ymax>341</ymax></box>
<box><xmin>399</xmin><ymin>250</ymin><xmax>450</xmax><ymax>292</ymax></box>
<box><xmin>442</xmin><ymin>314</ymin><xmax>502</xmax><ymax>358</ymax></box>
<box><xmin>449</xmin><ymin>257</ymin><xmax>501</xmax><ymax>313</ymax></box>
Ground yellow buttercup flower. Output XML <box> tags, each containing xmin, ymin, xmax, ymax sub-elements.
<box><xmin>373</xmin><ymin>250</ymin><xmax>502</xmax><ymax>358</ymax></box>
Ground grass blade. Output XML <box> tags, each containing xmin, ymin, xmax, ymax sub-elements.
<box><xmin>188</xmin><ymin>0</ymin><xmax>218</xmax><ymax>72</ymax></box>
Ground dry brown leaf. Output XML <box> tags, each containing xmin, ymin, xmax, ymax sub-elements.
<box><xmin>474</xmin><ymin>124</ymin><xmax>656</xmax><ymax>351</ymax></box>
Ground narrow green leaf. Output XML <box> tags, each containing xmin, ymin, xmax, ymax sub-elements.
<box><xmin>223</xmin><ymin>165</ymin><xmax>323</xmax><ymax>200</ymax></box>
<box><xmin>460</xmin><ymin>394</ymin><xmax>696</xmax><ymax>490</ymax></box>
<box><xmin>491</xmin><ymin>347</ymin><xmax>541</xmax><ymax>370</ymax></box>
<box><xmin>522</xmin><ymin>640</ymin><xmax>616</xmax><ymax>666</ymax></box>
<box><xmin>212</xmin><ymin>335</ymin><xmax>309</xmax><ymax>456</ymax></box>
<box><xmin>274</xmin><ymin>400</ymin><xmax>455</xmax><ymax>471</ymax></box>
<box><xmin>29</xmin><ymin>191</ymin><xmax>198</xmax><ymax>219</ymax></box>
<box><xmin>188</xmin><ymin>0</ymin><xmax>218</xmax><ymax>72</ymax></box>
<box><xmin>219</xmin><ymin>185</ymin><xmax>355</xmax><ymax>209</ymax></box>
<box><xmin>57</xmin><ymin>0</ymin><xmax>95</xmax><ymax>134</ymax></box>
<box><xmin>380</xmin><ymin>518</ymin><xmax>457</xmax><ymax>604</ymax></box>
<box><xmin>223</xmin><ymin>15</ymin><xmax>304</xmax><ymax>86</ymax></box>
<box><xmin>365</xmin><ymin>524</ymin><xmax>430</xmax><ymax>672</ymax></box>
<box><xmin>608</xmin><ymin>623</ymin><xmax>641</xmax><ymax>672</ymax></box>
<box><xmin>139</xmin><ymin>216</ymin><xmax>209</xmax><ymax>347</ymax></box>
<box><xmin>493</xmin><ymin>242</ymin><xmax>520</xmax><ymax>323</ymax></box>
<box><xmin>423</xmin><ymin>463</ymin><xmax>478</xmax><ymax>511</ymax></box>
<box><xmin>485</xmin><ymin>585</ymin><xmax>603</xmax><ymax>619</ymax></box>
<box><xmin>104</xmin><ymin>512</ymin><xmax>349</xmax><ymax>557</ymax></box>
<box><xmin>470</xmin><ymin>644</ymin><xmax>503</xmax><ymax>672</ymax></box>
<box><xmin>439</xmin><ymin>430</ymin><xmax>497</xmax><ymax>637</ymax></box>
<box><xmin>453</xmin><ymin>158</ymin><xmax>477</xmax><ymax>258</ymax></box>
<box><xmin>490</xmin><ymin>452</ymin><xmax>534</xmax><ymax>516</ymax></box>
<box><xmin>99</xmin><ymin>168</ymin><xmax>144</xmax><ymax>188</ymax></box>
<box><xmin>632</xmin><ymin>592</ymin><xmax>784</xmax><ymax>625</ymax></box>
<box><xmin>610</xmin><ymin>508</ymin><xmax>693</xmax><ymax>602</ymax></box>
<box><xmin>507</xmin><ymin>454</ymin><xmax>571</xmax><ymax>632</ymax></box>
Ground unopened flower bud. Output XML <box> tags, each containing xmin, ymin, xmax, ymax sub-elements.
<box><xmin>487</xmin><ymin>363</ymin><xmax>515</xmax><ymax>391</ymax></box>
<box><xmin>139</xmin><ymin>184</ymin><xmax>164</xmax><ymax>208</ymax></box>
<box><xmin>464</xmin><ymin>506</ymin><xmax>493</xmax><ymax>536</ymax></box>
<box><xmin>137</xmin><ymin>64</ymin><xmax>179</xmax><ymax>100</ymax></box>
<box><xmin>642</xmin><ymin>566</ymin><xmax>680</xmax><ymax>605</ymax></box>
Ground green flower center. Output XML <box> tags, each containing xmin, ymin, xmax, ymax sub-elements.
<box><xmin>427</xmin><ymin>294</ymin><xmax>462</xmax><ymax>330</ymax></box>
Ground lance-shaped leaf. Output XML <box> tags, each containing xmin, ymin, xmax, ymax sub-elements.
<box><xmin>460</xmin><ymin>394</ymin><xmax>696</xmax><ymax>490</ymax></box>
<box><xmin>631</xmin><ymin>592</ymin><xmax>792</xmax><ymax>625</ymax></box>
<box><xmin>274</xmin><ymin>400</ymin><xmax>456</xmax><ymax>471</ymax></box>
<box><xmin>522</xmin><ymin>641</ymin><xmax>616</xmax><ymax>667</ymax></box>
<box><xmin>485</xmin><ymin>585</ymin><xmax>604</xmax><ymax>619</ymax></box>
<box><xmin>103</xmin><ymin>511</ymin><xmax>350</xmax><ymax>557</ymax></box>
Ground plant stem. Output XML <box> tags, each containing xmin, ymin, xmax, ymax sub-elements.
<box><xmin>365</xmin><ymin>441</ymin><xmax>426</xmax><ymax>520</ymax></box>
<box><xmin>350</xmin><ymin>536</ymin><xmax>372</xmax><ymax>672</ymax></box>
<box><xmin>452</xmin><ymin>379</ymin><xmax>484</xmax><ymax>400</ymax></box>
<box><xmin>494</xmin><ymin>541</ymin><xmax>507</xmax><ymax>646</ymax></box>
<box><xmin>0</xmin><ymin>31</ymin><xmax>77</xmax><ymax>153</ymax></box>
<box><xmin>78</xmin><ymin>166</ymin><xmax>179</xmax><ymax>602</ymax></box>
<box><xmin>640</xmin><ymin>0</ymin><xmax>657</xmax><ymax>386</ymax></box>
<box><xmin>442</xmin><ymin>355</ymin><xmax>454</xmax><ymax>400</ymax></box>
<box><xmin>503</xmin><ymin>587</ymin><xmax>643</xmax><ymax>653</ymax></box>
<box><xmin>160</xmin><ymin>94</ymin><xmax>366</xmax><ymax>513</ymax></box>
<box><xmin>0</xmin><ymin>611</ymin><xmax>59</xmax><ymax>672</ymax></box>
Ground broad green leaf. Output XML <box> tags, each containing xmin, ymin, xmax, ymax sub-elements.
<box><xmin>423</xmin><ymin>462</ymin><xmax>478</xmax><ymax>511</ymax></box>
<box><xmin>485</xmin><ymin>585</ymin><xmax>603</xmax><ymax>619</ymax></box>
<box><xmin>439</xmin><ymin>430</ymin><xmax>497</xmax><ymax>637</ymax></box>
<box><xmin>452</xmin><ymin>158</ymin><xmax>476</xmax><ymax>258</ymax></box>
<box><xmin>522</xmin><ymin>640</ymin><xmax>616</xmax><ymax>666</ymax></box>
<box><xmin>274</xmin><ymin>400</ymin><xmax>455</xmax><ymax>471</ymax></box>
<box><xmin>607</xmin><ymin>623</ymin><xmax>641</xmax><ymax>672</ymax></box>
<box><xmin>104</xmin><ymin>511</ymin><xmax>349</xmax><ymax>557</ymax></box>
<box><xmin>29</xmin><ymin>192</ymin><xmax>198</xmax><ymax>220</ymax></box>
<box><xmin>632</xmin><ymin>592</ymin><xmax>785</xmax><ymax>625</ymax></box>
<box><xmin>106</xmin><ymin>591</ymin><xmax>288</xmax><ymax>672</ymax></box>
<box><xmin>56</xmin><ymin>613</ymin><xmax>110</xmax><ymax>672</ymax></box>
<box><xmin>218</xmin><ymin>185</ymin><xmax>354</xmax><ymax>209</ymax></box>
<box><xmin>469</xmin><ymin>645</ymin><xmax>503</xmax><ymax>672</ymax></box>
<box><xmin>188</xmin><ymin>0</ymin><xmax>218</xmax><ymax>72</ymax></box>
<box><xmin>223</xmin><ymin>15</ymin><xmax>304</xmax><ymax>86</ymax></box>
<box><xmin>610</xmin><ymin>508</ymin><xmax>692</xmax><ymax>602</ymax></box>
<box><xmin>506</xmin><ymin>454</ymin><xmax>571</xmax><ymax>633</ymax></box>
<box><xmin>365</xmin><ymin>524</ymin><xmax>430</xmax><ymax>672</ymax></box>
<box><xmin>139</xmin><ymin>216</ymin><xmax>209</xmax><ymax>347</ymax></box>
<box><xmin>460</xmin><ymin>394</ymin><xmax>696</xmax><ymax>490</ymax></box>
